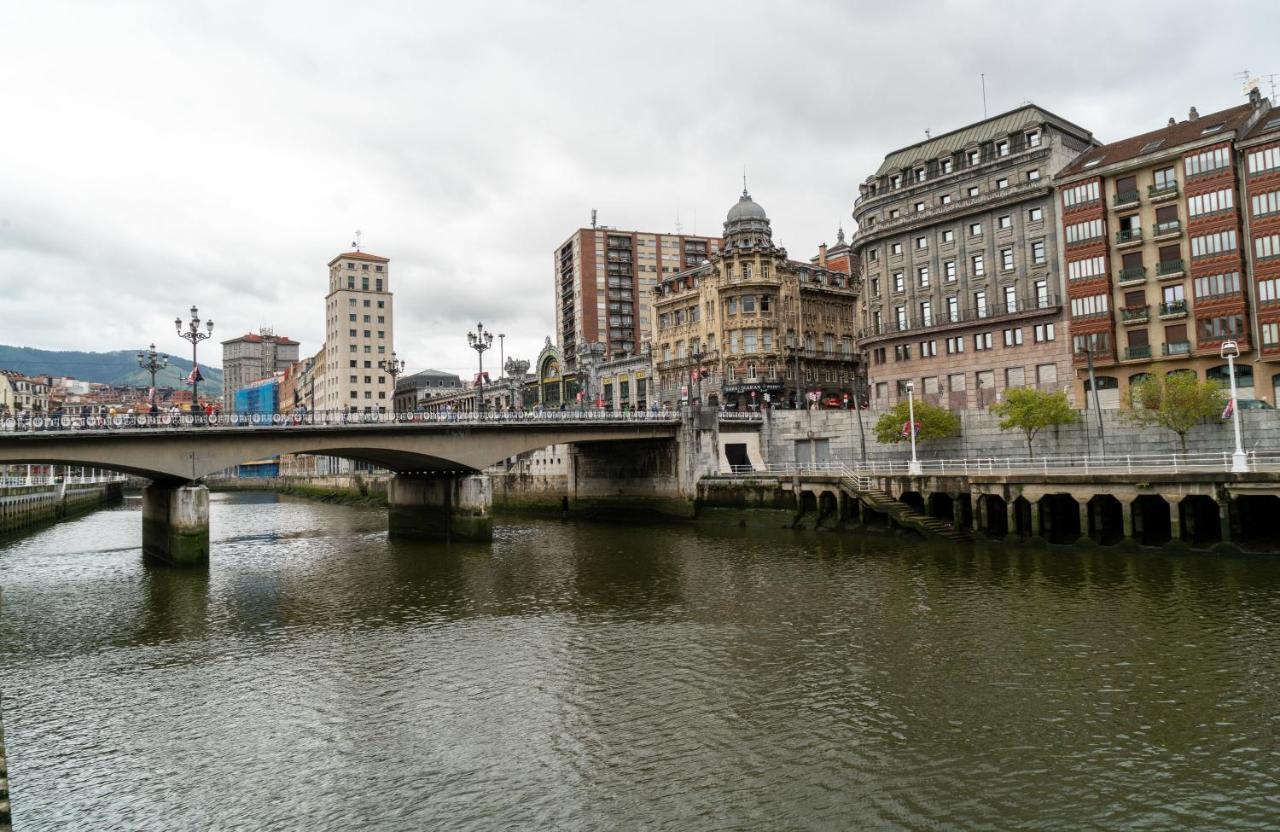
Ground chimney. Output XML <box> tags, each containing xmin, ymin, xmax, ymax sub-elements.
<box><xmin>1168</xmin><ymin>117</ymin><xmax>1176</xmax><ymax>127</ymax></box>
<box><xmin>1250</xmin><ymin>86</ymin><xmax>1262</xmax><ymax>108</ymax></box>
<box><xmin>818</xmin><ymin>243</ymin><xmax>828</xmax><ymax>267</ymax></box>
<box><xmin>1189</xmin><ymin>106</ymin><xmax>1200</xmax><ymax>121</ymax></box>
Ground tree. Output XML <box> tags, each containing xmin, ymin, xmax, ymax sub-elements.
<box><xmin>1125</xmin><ymin>372</ymin><xmax>1225</xmax><ymax>454</ymax></box>
<box><xmin>873</xmin><ymin>399</ymin><xmax>961</xmax><ymax>445</ymax></box>
<box><xmin>989</xmin><ymin>387</ymin><xmax>1079</xmax><ymax>457</ymax></box>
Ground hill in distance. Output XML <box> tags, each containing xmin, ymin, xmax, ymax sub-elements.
<box><xmin>0</xmin><ymin>345</ymin><xmax>224</xmax><ymax>389</ymax></box>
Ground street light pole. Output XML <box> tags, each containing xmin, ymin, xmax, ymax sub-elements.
<box><xmin>136</xmin><ymin>343</ymin><xmax>168</xmax><ymax>391</ymax></box>
<box><xmin>854</xmin><ymin>368</ymin><xmax>868</xmax><ymax>464</ymax></box>
<box><xmin>379</xmin><ymin>351</ymin><xmax>406</xmax><ymax>413</ymax></box>
<box><xmin>1082</xmin><ymin>337</ymin><xmax>1106</xmax><ymax>459</ymax></box>
<box><xmin>467</xmin><ymin>322</ymin><xmax>493</xmax><ymax>416</ymax></box>
<box><xmin>1221</xmin><ymin>339</ymin><xmax>1248</xmax><ymax>472</ymax></box>
<box><xmin>906</xmin><ymin>380</ymin><xmax>922</xmax><ymax>475</ymax></box>
<box><xmin>175</xmin><ymin>306</ymin><xmax>213</xmax><ymax>410</ymax></box>
<box><xmin>498</xmin><ymin>333</ymin><xmax>505</xmax><ymax>380</ymax></box>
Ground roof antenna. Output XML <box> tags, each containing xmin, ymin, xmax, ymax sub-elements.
<box><xmin>743</xmin><ymin>165</ymin><xmax>748</xmax><ymax>195</ymax></box>
<box><xmin>675</xmin><ymin>209</ymin><xmax>683</xmax><ymax>235</ymax></box>
<box><xmin>924</xmin><ymin>127</ymin><xmax>931</xmax><ymax>139</ymax></box>
<box><xmin>352</xmin><ymin>229</ymin><xmax>362</xmax><ymax>251</ymax></box>
<box><xmin>981</xmin><ymin>74</ymin><xmax>988</xmax><ymax>119</ymax></box>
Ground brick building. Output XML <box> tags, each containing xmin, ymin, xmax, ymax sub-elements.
<box><xmin>853</xmin><ymin>105</ymin><xmax>1097</xmax><ymax>409</ymax></box>
<box><xmin>1054</xmin><ymin>91</ymin><xmax>1275</xmax><ymax>406</ymax></box>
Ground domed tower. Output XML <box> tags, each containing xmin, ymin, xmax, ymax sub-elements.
<box><xmin>723</xmin><ymin>189</ymin><xmax>772</xmax><ymax>249</ymax></box>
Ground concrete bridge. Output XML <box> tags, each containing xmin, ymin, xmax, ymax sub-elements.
<box><xmin>0</xmin><ymin>413</ymin><xmax>689</xmax><ymax>564</ymax></box>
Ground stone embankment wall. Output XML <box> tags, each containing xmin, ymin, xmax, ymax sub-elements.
<box><xmin>208</xmin><ymin>475</ymin><xmax>389</xmax><ymax>506</ymax></box>
<box><xmin>762</xmin><ymin>409</ymin><xmax>1280</xmax><ymax>464</ymax></box>
<box><xmin>0</xmin><ymin>483</ymin><xmax>123</xmax><ymax>538</ymax></box>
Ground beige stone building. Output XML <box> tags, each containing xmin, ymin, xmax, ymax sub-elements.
<box><xmin>314</xmin><ymin>250</ymin><xmax>396</xmax><ymax>413</ymax></box>
<box><xmin>652</xmin><ymin>190</ymin><xmax>861</xmax><ymax>410</ymax></box>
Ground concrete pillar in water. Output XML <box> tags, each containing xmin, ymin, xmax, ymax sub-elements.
<box><xmin>1219</xmin><ymin>496</ymin><xmax>1233</xmax><ymax>542</ymax></box>
<box><xmin>1006</xmin><ymin>499</ymin><xmax>1018</xmax><ymax>538</ymax></box>
<box><xmin>1029</xmin><ymin>499</ymin><xmax>1044</xmax><ymax>540</ymax></box>
<box><xmin>1120</xmin><ymin>499</ymin><xmax>1134</xmax><ymax>541</ymax></box>
<box><xmin>1079</xmin><ymin>499</ymin><xmax>1091</xmax><ymax>542</ymax></box>
<box><xmin>388</xmin><ymin>474</ymin><xmax>492</xmax><ymax>541</ymax></box>
<box><xmin>1168</xmin><ymin>498</ymin><xmax>1182</xmax><ymax>543</ymax></box>
<box><xmin>142</xmin><ymin>483</ymin><xmax>210</xmax><ymax>566</ymax></box>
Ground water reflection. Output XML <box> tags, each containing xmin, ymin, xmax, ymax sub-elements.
<box><xmin>1</xmin><ymin>494</ymin><xmax>1278</xmax><ymax>830</ymax></box>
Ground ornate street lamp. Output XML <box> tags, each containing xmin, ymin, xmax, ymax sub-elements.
<box><xmin>905</xmin><ymin>380</ymin><xmax>922</xmax><ymax>476</ymax></box>
<box><xmin>175</xmin><ymin>306</ymin><xmax>213</xmax><ymax>408</ymax></box>
<box><xmin>466</xmin><ymin>322</ymin><xmax>493</xmax><ymax>415</ymax></box>
<box><xmin>380</xmin><ymin>352</ymin><xmax>406</xmax><ymax>412</ymax></box>
<box><xmin>1220</xmin><ymin>340</ymin><xmax>1248</xmax><ymax>472</ymax></box>
<box><xmin>136</xmin><ymin>343</ymin><xmax>169</xmax><ymax>390</ymax></box>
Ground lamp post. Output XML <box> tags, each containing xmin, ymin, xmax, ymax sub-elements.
<box><xmin>691</xmin><ymin>344</ymin><xmax>703</xmax><ymax>409</ymax></box>
<box><xmin>466</xmin><ymin>322</ymin><xmax>493</xmax><ymax>416</ymax></box>
<box><xmin>175</xmin><ymin>306</ymin><xmax>213</xmax><ymax>409</ymax></box>
<box><xmin>1080</xmin><ymin>335</ymin><xmax>1106</xmax><ymax>459</ymax></box>
<box><xmin>498</xmin><ymin>333</ymin><xmax>506</xmax><ymax>380</ymax></box>
<box><xmin>906</xmin><ymin>380</ymin><xmax>922</xmax><ymax>476</ymax></box>
<box><xmin>1221</xmin><ymin>339</ymin><xmax>1248</xmax><ymax>472</ymax></box>
<box><xmin>380</xmin><ymin>352</ymin><xmax>406</xmax><ymax>413</ymax></box>
<box><xmin>136</xmin><ymin>343</ymin><xmax>168</xmax><ymax>391</ymax></box>
<box><xmin>853</xmin><ymin>368</ymin><xmax>868</xmax><ymax>464</ymax></box>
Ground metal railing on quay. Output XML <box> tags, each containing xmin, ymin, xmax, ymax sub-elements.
<box><xmin>0</xmin><ymin>409</ymin><xmax>686</xmax><ymax>434</ymax></box>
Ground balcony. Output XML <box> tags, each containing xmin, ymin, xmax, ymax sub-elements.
<box><xmin>1125</xmin><ymin>344</ymin><xmax>1153</xmax><ymax>360</ymax></box>
<box><xmin>1121</xmin><ymin>305</ymin><xmax>1149</xmax><ymax>324</ymax></box>
<box><xmin>1159</xmin><ymin>300</ymin><xmax>1188</xmax><ymax>318</ymax></box>
<box><xmin>1113</xmin><ymin>190</ymin><xmax>1141</xmax><ymax>208</ymax></box>
<box><xmin>1152</xmin><ymin>220</ymin><xmax>1182</xmax><ymax>240</ymax></box>
<box><xmin>1117</xmin><ymin>265</ymin><xmax>1147</xmax><ymax>286</ymax></box>
<box><xmin>1163</xmin><ymin>340</ymin><xmax>1192</xmax><ymax>356</ymax></box>
<box><xmin>1156</xmin><ymin>258</ymin><xmax>1185</xmax><ymax>279</ymax></box>
<box><xmin>1115</xmin><ymin>228</ymin><xmax>1143</xmax><ymax>248</ymax></box>
<box><xmin>1149</xmin><ymin>182</ymin><xmax>1179</xmax><ymax>202</ymax></box>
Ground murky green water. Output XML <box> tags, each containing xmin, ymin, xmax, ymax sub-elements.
<box><xmin>1</xmin><ymin>492</ymin><xmax>1278</xmax><ymax>830</ymax></box>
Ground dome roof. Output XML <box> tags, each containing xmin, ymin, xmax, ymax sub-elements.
<box><xmin>727</xmin><ymin>190</ymin><xmax>767</xmax><ymax>223</ymax></box>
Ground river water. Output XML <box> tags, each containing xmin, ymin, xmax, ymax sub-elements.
<box><xmin>1</xmin><ymin>492</ymin><xmax>1278</xmax><ymax>830</ymax></box>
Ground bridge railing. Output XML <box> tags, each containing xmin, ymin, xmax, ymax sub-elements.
<box><xmin>744</xmin><ymin>451</ymin><xmax>1280</xmax><ymax>478</ymax></box>
<box><xmin>0</xmin><ymin>409</ymin><xmax>685</xmax><ymax>434</ymax></box>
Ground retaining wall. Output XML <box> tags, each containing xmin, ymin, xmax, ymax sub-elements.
<box><xmin>0</xmin><ymin>483</ymin><xmax>122</xmax><ymax>538</ymax></box>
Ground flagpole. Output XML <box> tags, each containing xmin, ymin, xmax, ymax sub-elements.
<box><xmin>906</xmin><ymin>380</ymin><xmax>922</xmax><ymax>476</ymax></box>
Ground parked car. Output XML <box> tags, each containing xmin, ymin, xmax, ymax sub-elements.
<box><xmin>1236</xmin><ymin>399</ymin><xmax>1274</xmax><ymax>410</ymax></box>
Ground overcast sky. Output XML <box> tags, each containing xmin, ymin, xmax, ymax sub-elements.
<box><xmin>2</xmin><ymin>0</ymin><xmax>1276</xmax><ymax>375</ymax></box>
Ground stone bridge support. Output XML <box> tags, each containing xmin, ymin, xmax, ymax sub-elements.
<box><xmin>388</xmin><ymin>474</ymin><xmax>493</xmax><ymax>541</ymax></box>
<box><xmin>142</xmin><ymin>483</ymin><xmax>210</xmax><ymax>566</ymax></box>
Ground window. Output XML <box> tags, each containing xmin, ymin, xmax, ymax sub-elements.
<box><xmin>914</xmin><ymin>167</ymin><xmax>926</xmax><ymax>182</ymax></box>
<box><xmin>968</xmin><ymin>149</ymin><xmax>980</xmax><ymax>166</ymax></box>
<box><xmin>967</xmin><ymin>186</ymin><xmax>979</xmax><ymax>198</ymax></box>
<box><xmin>1003</xmin><ymin>327</ymin><xmax>1024</xmax><ymax>347</ymax></box>
<box><xmin>1000</xmin><ymin>248</ymin><xmax>1014</xmax><ymax>270</ymax></box>
<box><xmin>998</xmin><ymin>214</ymin><xmax>1012</xmax><ymax>229</ymax></box>
<box><xmin>1188</xmin><ymin>188</ymin><xmax>1234</xmax><ymax>217</ymax></box>
<box><xmin>1197</xmin><ymin>315</ymin><xmax>1244</xmax><ymax>340</ymax></box>
<box><xmin>1065</xmin><ymin>219</ymin><xmax>1104</xmax><ymax>243</ymax></box>
<box><xmin>914</xmin><ymin>201</ymin><xmax>925</xmax><ymax>213</ymax></box>
<box><xmin>349</xmin><ymin>329</ymin><xmax>357</xmax><ymax>337</ymax></box>
<box><xmin>890</xmin><ymin>174</ymin><xmax>902</xmax><ymax>189</ymax></box>
<box><xmin>891</xmin><ymin>242</ymin><xmax>903</xmax><ymax>255</ymax></box>
<box><xmin>893</xmin><ymin>272</ymin><xmax>905</xmax><ymax>292</ymax></box>
<box><xmin>364</xmin><ymin>330</ymin><xmax>371</xmax><ymax>337</ymax></box>
<box><xmin>1037</xmin><ymin>364</ymin><xmax>1058</xmax><ymax>385</ymax></box>
<box><xmin>1034</xmin><ymin>279</ymin><xmax>1049</xmax><ymax>308</ymax></box>
<box><xmin>944</xmin><ymin>261</ymin><xmax>956</xmax><ymax>282</ymax></box>
<box><xmin>1259</xmin><ymin>277</ymin><xmax>1280</xmax><ymax>303</ymax></box>
<box><xmin>1026</xmin><ymin>130</ymin><xmax>1041</xmax><ymax>147</ymax></box>
<box><xmin>889</xmin><ymin>209</ymin><xmax>900</xmax><ymax>219</ymax></box>
<box><xmin>1194</xmin><ymin>271</ymin><xmax>1241</xmax><ymax>299</ymax></box>
<box><xmin>741</xmin><ymin>295</ymin><xmax>756</xmax><ymax>313</ymax></box>
<box><xmin>919</xmin><ymin>300</ymin><xmax>932</xmax><ymax>326</ymax></box>
<box><xmin>1256</xmin><ymin>234</ymin><xmax>1280</xmax><ymax>260</ymax></box>
<box><xmin>1162</xmin><ymin>284</ymin><xmax>1185</xmax><ymax>305</ymax></box>
<box><xmin>974</xmin><ymin>290</ymin><xmax>987</xmax><ymax>317</ymax></box>
<box><xmin>942</xmin><ymin>229</ymin><xmax>955</xmax><ymax>243</ymax></box>
<box><xmin>743</xmin><ymin>331</ymin><xmax>757</xmax><ymax>353</ymax></box>
<box><xmin>868</xmin><ymin>248</ymin><xmax>879</xmax><ymax>262</ymax></box>
<box><xmin>916</xmin><ymin>236</ymin><xmax>928</xmax><ymax>250</ymax></box>
<box><xmin>946</xmin><ymin>295</ymin><xmax>959</xmax><ymax>321</ymax></box>
<box><xmin>1190</xmin><ymin>229</ymin><xmax>1238</xmax><ymax>258</ymax></box>
<box><xmin>378</xmin><ymin>301</ymin><xmax>384</xmax><ymax>308</ymax></box>
<box><xmin>941</xmin><ymin>158</ymin><xmax>953</xmax><ymax>174</ymax></box>
<box><xmin>1062</xmin><ymin>181</ymin><xmax>1100</xmax><ymax>207</ymax></box>
<box><xmin>1026</xmin><ymin>169</ymin><xmax>1041</xmax><ymax>181</ymax></box>
<box><xmin>1070</xmin><ymin>294</ymin><xmax>1110</xmax><ymax>318</ymax></box>
<box><xmin>895</xmin><ymin>306</ymin><xmax>908</xmax><ymax>329</ymax></box>
<box><xmin>1252</xmin><ymin>190</ymin><xmax>1280</xmax><ymax>217</ymax></box>
<box><xmin>920</xmin><ymin>340</ymin><xmax>938</xmax><ymax>357</ymax></box>
<box><xmin>1029</xmin><ymin>206</ymin><xmax>1044</xmax><ymax>222</ymax></box>
<box><xmin>946</xmin><ymin>336</ymin><xmax>965</xmax><ymax>354</ymax></box>
<box><xmin>972</xmin><ymin>254</ymin><xmax>985</xmax><ymax>277</ymax></box>
<box><xmin>974</xmin><ymin>332</ymin><xmax>993</xmax><ymax>350</ymax></box>
<box><xmin>1153</xmin><ymin>166</ymin><xmax>1176</xmax><ymax>190</ymax></box>
<box><xmin>348</xmin><ymin>313</ymin><xmax>356</xmax><ymax>322</ymax></box>
<box><xmin>1006</xmin><ymin>366</ymin><xmax>1026</xmax><ymax>388</ymax></box>
<box><xmin>895</xmin><ymin>344</ymin><xmax>912</xmax><ymax>361</ymax></box>
<box><xmin>969</xmin><ymin>222</ymin><xmax>983</xmax><ymax>236</ymax></box>
<box><xmin>996</xmin><ymin>140</ymin><xmax>1009</xmax><ymax>157</ymax></box>
<box><xmin>1247</xmin><ymin>146</ymin><xmax>1280</xmax><ymax>174</ymax></box>
<box><xmin>1034</xmin><ymin>323</ymin><xmax>1056</xmax><ymax>342</ymax></box>
<box><xmin>1003</xmin><ymin>284</ymin><xmax>1017</xmax><ymax>310</ymax></box>
<box><xmin>1263</xmin><ymin>322</ymin><xmax>1280</xmax><ymax>347</ymax></box>
<box><xmin>871</xmin><ymin>278</ymin><xmax>880</xmax><ymax>297</ymax></box>
<box><xmin>918</xmin><ymin>266</ymin><xmax>930</xmax><ymax>287</ymax></box>
<box><xmin>940</xmin><ymin>194</ymin><xmax>952</xmax><ymax>206</ymax></box>
<box><xmin>1031</xmin><ymin>240</ymin><xmax>1046</xmax><ymax>264</ymax></box>
<box><xmin>997</xmin><ymin>178</ymin><xmax>1009</xmax><ymax>189</ymax></box>
<box><xmin>1185</xmin><ymin>146</ymin><xmax>1231</xmax><ymax>177</ymax></box>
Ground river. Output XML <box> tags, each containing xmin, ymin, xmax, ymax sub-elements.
<box><xmin>1</xmin><ymin>492</ymin><xmax>1278</xmax><ymax>830</ymax></box>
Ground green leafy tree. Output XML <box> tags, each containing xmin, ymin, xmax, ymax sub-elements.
<box><xmin>1125</xmin><ymin>372</ymin><xmax>1225</xmax><ymax>454</ymax></box>
<box><xmin>989</xmin><ymin>387</ymin><xmax>1079</xmax><ymax>457</ymax></box>
<box><xmin>873</xmin><ymin>399</ymin><xmax>961</xmax><ymax>445</ymax></box>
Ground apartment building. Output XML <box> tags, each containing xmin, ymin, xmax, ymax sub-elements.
<box><xmin>1240</xmin><ymin>100</ymin><xmax>1280</xmax><ymax>400</ymax></box>
<box><xmin>220</xmin><ymin>330</ymin><xmax>300</xmax><ymax>403</ymax></box>
<box><xmin>554</xmin><ymin>225</ymin><xmax>721</xmax><ymax>369</ymax></box>
<box><xmin>652</xmin><ymin>190</ymin><xmax>860</xmax><ymax>410</ymax></box>
<box><xmin>853</xmin><ymin>105</ymin><xmax>1097</xmax><ymax>409</ymax></box>
<box><xmin>1055</xmin><ymin>92</ymin><xmax>1274</xmax><ymax>406</ymax></box>
<box><xmin>314</xmin><ymin>249</ymin><xmax>396</xmax><ymax>413</ymax></box>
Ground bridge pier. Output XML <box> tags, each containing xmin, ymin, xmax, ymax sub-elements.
<box><xmin>142</xmin><ymin>483</ymin><xmax>210</xmax><ymax>566</ymax></box>
<box><xmin>388</xmin><ymin>474</ymin><xmax>492</xmax><ymax>541</ymax></box>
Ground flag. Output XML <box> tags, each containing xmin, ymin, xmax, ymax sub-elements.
<box><xmin>185</xmin><ymin>364</ymin><xmax>203</xmax><ymax>385</ymax></box>
<box><xmin>901</xmin><ymin>420</ymin><xmax>922</xmax><ymax>438</ymax></box>
<box><xmin>1222</xmin><ymin>398</ymin><xmax>1235</xmax><ymax>420</ymax></box>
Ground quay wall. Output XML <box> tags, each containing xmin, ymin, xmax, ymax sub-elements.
<box><xmin>0</xmin><ymin>483</ymin><xmax>123</xmax><ymax>538</ymax></box>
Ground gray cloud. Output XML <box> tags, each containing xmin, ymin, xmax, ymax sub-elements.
<box><xmin>1</xmin><ymin>0</ymin><xmax>1276</xmax><ymax>376</ymax></box>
